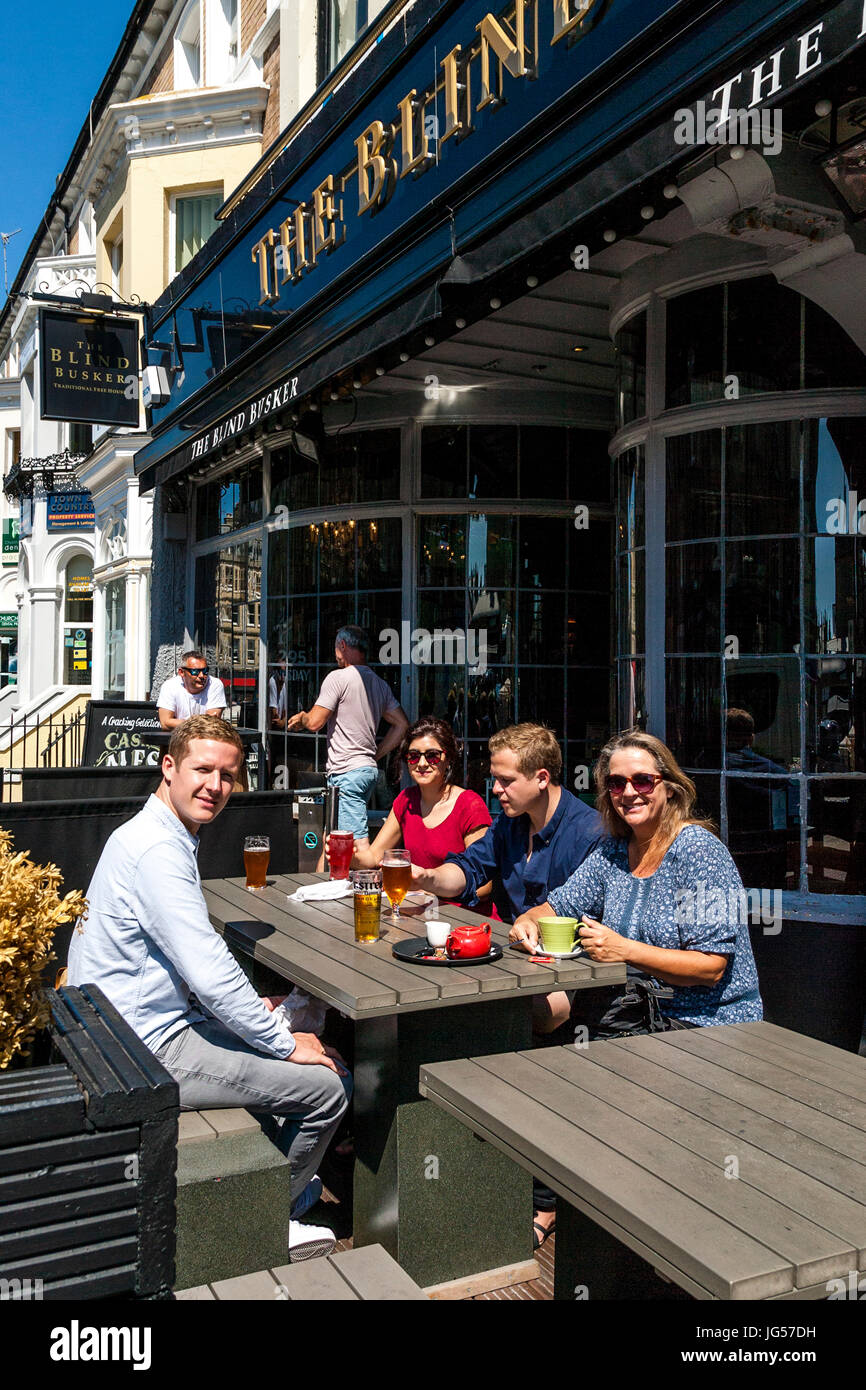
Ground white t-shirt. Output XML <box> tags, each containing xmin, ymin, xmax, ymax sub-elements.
<box><xmin>156</xmin><ymin>673</ymin><xmax>227</xmax><ymax>719</ymax></box>
<box><xmin>268</xmin><ymin>674</ymin><xmax>287</xmax><ymax>713</ymax></box>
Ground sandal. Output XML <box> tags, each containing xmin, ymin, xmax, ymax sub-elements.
<box><xmin>532</xmin><ymin>1218</ymin><xmax>556</xmax><ymax>1250</ymax></box>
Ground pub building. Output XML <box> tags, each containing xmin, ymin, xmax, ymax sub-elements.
<box><xmin>135</xmin><ymin>0</ymin><xmax>866</xmax><ymax>1046</ymax></box>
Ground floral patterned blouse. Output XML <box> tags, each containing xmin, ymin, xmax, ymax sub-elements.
<box><xmin>548</xmin><ymin>825</ymin><xmax>763</xmax><ymax>1026</ymax></box>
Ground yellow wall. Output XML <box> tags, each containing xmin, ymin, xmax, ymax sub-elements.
<box><xmin>95</xmin><ymin>142</ymin><xmax>263</xmax><ymax>305</ymax></box>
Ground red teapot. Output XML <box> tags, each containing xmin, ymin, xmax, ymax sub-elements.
<box><xmin>445</xmin><ymin>921</ymin><xmax>492</xmax><ymax>960</ymax></box>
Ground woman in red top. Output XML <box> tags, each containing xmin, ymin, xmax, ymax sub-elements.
<box><xmin>350</xmin><ymin>716</ymin><xmax>494</xmax><ymax>907</ymax></box>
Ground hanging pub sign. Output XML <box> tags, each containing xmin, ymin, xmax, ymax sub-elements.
<box><xmin>39</xmin><ymin>307</ymin><xmax>140</xmax><ymax>426</ymax></box>
<box><xmin>47</xmin><ymin>493</ymin><xmax>95</xmax><ymax>532</ymax></box>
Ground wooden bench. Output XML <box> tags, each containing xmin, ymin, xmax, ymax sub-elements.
<box><xmin>176</xmin><ymin>1244</ymin><xmax>428</xmax><ymax>1300</ymax></box>
<box><xmin>175</xmin><ymin>1109</ymin><xmax>292</xmax><ymax>1291</ymax></box>
<box><xmin>419</xmin><ymin>1022</ymin><xmax>866</xmax><ymax>1301</ymax></box>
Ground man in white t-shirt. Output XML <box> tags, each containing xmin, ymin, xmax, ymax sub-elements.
<box><xmin>156</xmin><ymin>650</ymin><xmax>227</xmax><ymax>730</ymax></box>
<box><xmin>286</xmin><ymin>625</ymin><xmax>407</xmax><ymax>846</ymax></box>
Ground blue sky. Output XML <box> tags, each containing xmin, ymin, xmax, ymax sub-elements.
<box><xmin>0</xmin><ymin>1</ymin><xmax>133</xmax><ymax>294</ymax></box>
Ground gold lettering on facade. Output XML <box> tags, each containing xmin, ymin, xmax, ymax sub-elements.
<box><xmin>279</xmin><ymin>205</ymin><xmax>311</xmax><ymax>281</ymax></box>
<box><xmin>355</xmin><ymin>120</ymin><xmax>397</xmax><ymax>215</ymax></box>
<box><xmin>252</xmin><ymin>230</ymin><xmax>277</xmax><ymax>304</ymax></box>
<box><xmin>551</xmin><ymin>0</ymin><xmax>603</xmax><ymax>46</ymax></box>
<box><xmin>476</xmin><ymin>1</ymin><xmax>530</xmax><ymax>110</ymax></box>
<box><xmin>398</xmin><ymin>89</ymin><xmax>431</xmax><ymax>176</ymax></box>
<box><xmin>439</xmin><ymin>46</ymin><xmax>469</xmax><ymax>147</ymax></box>
<box><xmin>311</xmin><ymin>175</ymin><xmax>345</xmax><ymax>255</ymax></box>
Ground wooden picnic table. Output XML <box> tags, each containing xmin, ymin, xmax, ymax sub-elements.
<box><xmin>201</xmin><ymin>871</ymin><xmax>626</xmax><ymax>1290</ymax></box>
<box><xmin>419</xmin><ymin>1021</ymin><xmax>866</xmax><ymax>1300</ymax></box>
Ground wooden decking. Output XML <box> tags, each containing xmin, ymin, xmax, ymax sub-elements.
<box><xmin>327</xmin><ymin>1197</ymin><xmax>554</xmax><ymax>1300</ymax></box>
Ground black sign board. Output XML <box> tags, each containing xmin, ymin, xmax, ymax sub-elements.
<box><xmin>83</xmin><ymin>701</ymin><xmax>165</xmax><ymax>769</ymax></box>
<box><xmin>39</xmin><ymin>308</ymin><xmax>140</xmax><ymax>426</ymax></box>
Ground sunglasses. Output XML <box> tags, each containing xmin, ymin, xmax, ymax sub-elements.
<box><xmin>406</xmin><ymin>748</ymin><xmax>445</xmax><ymax>767</ymax></box>
<box><xmin>606</xmin><ymin>773</ymin><xmax>664</xmax><ymax>796</ymax></box>
<box><xmin>181</xmin><ymin>666</ymin><xmax>210</xmax><ymax>677</ymax></box>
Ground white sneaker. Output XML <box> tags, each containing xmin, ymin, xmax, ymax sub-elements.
<box><xmin>288</xmin><ymin>1219</ymin><xmax>336</xmax><ymax>1263</ymax></box>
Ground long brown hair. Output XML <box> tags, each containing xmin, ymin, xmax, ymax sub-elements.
<box><xmin>594</xmin><ymin>729</ymin><xmax>717</xmax><ymax>860</ymax></box>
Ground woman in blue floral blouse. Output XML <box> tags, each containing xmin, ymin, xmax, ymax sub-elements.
<box><xmin>510</xmin><ymin>730</ymin><xmax>763</xmax><ymax>1030</ymax></box>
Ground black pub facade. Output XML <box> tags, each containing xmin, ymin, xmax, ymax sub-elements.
<box><xmin>135</xmin><ymin>0</ymin><xmax>866</xmax><ymax>1045</ymax></box>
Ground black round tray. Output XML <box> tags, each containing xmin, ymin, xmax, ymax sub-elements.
<box><xmin>391</xmin><ymin>935</ymin><xmax>504</xmax><ymax>967</ymax></box>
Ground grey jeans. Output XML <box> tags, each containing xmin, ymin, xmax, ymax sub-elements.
<box><xmin>156</xmin><ymin>1019</ymin><xmax>352</xmax><ymax>1207</ymax></box>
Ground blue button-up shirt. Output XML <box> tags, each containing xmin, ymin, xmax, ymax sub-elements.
<box><xmin>445</xmin><ymin>787</ymin><xmax>604</xmax><ymax>923</ymax></box>
<box><xmin>68</xmin><ymin>795</ymin><xmax>296</xmax><ymax>1060</ymax></box>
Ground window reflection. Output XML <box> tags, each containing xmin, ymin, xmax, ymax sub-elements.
<box><xmin>805</xmin><ymin>537</ymin><xmax>866</xmax><ymax>654</ymax></box>
<box><xmin>806</xmin><ymin>657</ymin><xmax>864</xmax><ymax>773</ymax></box>
<box><xmin>726</xmin><ymin>277</ymin><xmax>801</xmax><ymax>396</ymax></box>
<box><xmin>617</xmin><ymin>446</ymin><xmax>644</xmax><ymax>551</ymax></box>
<box><xmin>614</xmin><ymin>311</ymin><xmax>647</xmax><ymax>428</ymax></box>
<box><xmin>727</xmin><ymin>774</ymin><xmax>799</xmax><ymax>891</ymax></box>
<box><xmin>725</xmin><ymin>657</ymin><xmax>800</xmax><ymax>767</ymax></box>
<box><xmin>618</xmin><ymin>551</ymin><xmax>644</xmax><ymax>656</ymax></box>
<box><xmin>666</xmin><ymin>433</ymin><xmax>720</xmax><ymax>540</ymax></box>
<box><xmin>666</xmin><ymin>544</ymin><xmax>720</xmax><ymax>652</ymax></box>
<box><xmin>666</xmin><ymin>659</ymin><xmax>721</xmax><ymax>767</ymax></box>
<box><xmin>725</xmin><ymin>540</ymin><xmax>799</xmax><ymax>653</ymax></box>
<box><xmin>725</xmin><ymin>422</ymin><xmax>799</xmax><ymax>537</ymax></box>
<box><xmin>666</xmin><ymin>285</ymin><xmax>724</xmax><ymax>408</ymax></box>
<box><xmin>469</xmin><ymin>426</ymin><xmax>517</xmax><ymax>499</ymax></box>
<box><xmin>619</xmin><ymin>659</ymin><xmax>645</xmax><ymax>730</ymax></box>
<box><xmin>804</xmin><ymin>417</ymin><xmax>866</xmax><ymax>533</ymax></box>
<box><xmin>418</xmin><ymin>517</ymin><xmax>466</xmax><ymax>585</ymax></box>
<box><xmin>807</xmin><ymin>779</ymin><xmax>866</xmax><ymax>894</ymax></box>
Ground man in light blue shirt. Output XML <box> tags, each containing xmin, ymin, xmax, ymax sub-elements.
<box><xmin>68</xmin><ymin>714</ymin><xmax>350</xmax><ymax>1263</ymax></box>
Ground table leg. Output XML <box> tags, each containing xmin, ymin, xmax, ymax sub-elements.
<box><xmin>353</xmin><ymin>998</ymin><xmax>535</xmax><ymax>1289</ymax></box>
<box><xmin>553</xmin><ymin>1201</ymin><xmax>693</xmax><ymax>1301</ymax></box>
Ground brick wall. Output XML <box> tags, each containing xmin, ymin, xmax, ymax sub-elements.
<box><xmin>242</xmin><ymin>0</ymin><xmax>267</xmax><ymax>54</ymax></box>
<box><xmin>261</xmin><ymin>36</ymin><xmax>280</xmax><ymax>150</ymax></box>
<box><xmin>142</xmin><ymin>20</ymin><xmax>177</xmax><ymax>95</ymax></box>
<box><xmin>68</xmin><ymin>223</ymin><xmax>79</xmax><ymax>255</ymax></box>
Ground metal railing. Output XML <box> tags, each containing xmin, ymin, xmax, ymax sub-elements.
<box><xmin>0</xmin><ymin>708</ymin><xmax>87</xmax><ymax>779</ymax></box>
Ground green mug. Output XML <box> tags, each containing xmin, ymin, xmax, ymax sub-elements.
<box><xmin>537</xmin><ymin>917</ymin><xmax>580</xmax><ymax>954</ymax></box>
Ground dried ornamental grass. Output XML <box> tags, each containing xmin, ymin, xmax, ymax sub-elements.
<box><xmin>0</xmin><ymin>828</ymin><xmax>87</xmax><ymax>1070</ymax></box>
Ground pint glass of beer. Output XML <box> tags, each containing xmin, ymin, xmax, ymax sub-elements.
<box><xmin>352</xmin><ymin>868</ymin><xmax>382</xmax><ymax>943</ymax></box>
<box><xmin>244</xmin><ymin>835</ymin><xmax>270</xmax><ymax>890</ymax></box>
<box><xmin>382</xmin><ymin>849</ymin><xmax>411</xmax><ymax>922</ymax></box>
<box><xmin>328</xmin><ymin>831</ymin><xmax>354</xmax><ymax>880</ymax></box>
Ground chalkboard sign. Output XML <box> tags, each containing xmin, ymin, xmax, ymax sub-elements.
<box><xmin>82</xmin><ymin>701</ymin><xmax>165</xmax><ymax>769</ymax></box>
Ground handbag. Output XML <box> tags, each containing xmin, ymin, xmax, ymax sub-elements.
<box><xmin>576</xmin><ymin>967</ymin><xmax>695</xmax><ymax>1040</ymax></box>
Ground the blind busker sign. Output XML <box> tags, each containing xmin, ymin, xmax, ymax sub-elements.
<box><xmin>83</xmin><ymin>701</ymin><xmax>166</xmax><ymax>768</ymax></box>
<box><xmin>39</xmin><ymin>308</ymin><xmax>140</xmax><ymax>426</ymax></box>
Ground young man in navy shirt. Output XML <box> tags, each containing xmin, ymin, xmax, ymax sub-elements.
<box><xmin>412</xmin><ymin>722</ymin><xmax>602</xmax><ymax>927</ymax></box>
<box><xmin>411</xmin><ymin>722</ymin><xmax>603</xmax><ymax>1246</ymax></box>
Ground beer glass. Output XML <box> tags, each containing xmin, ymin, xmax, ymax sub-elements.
<box><xmin>244</xmin><ymin>835</ymin><xmax>270</xmax><ymax>890</ymax></box>
<box><xmin>328</xmin><ymin>831</ymin><xmax>354</xmax><ymax>880</ymax></box>
<box><xmin>382</xmin><ymin>849</ymin><xmax>411</xmax><ymax>923</ymax></box>
<box><xmin>352</xmin><ymin>868</ymin><xmax>382</xmax><ymax>943</ymax></box>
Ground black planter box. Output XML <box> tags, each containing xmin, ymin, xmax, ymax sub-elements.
<box><xmin>0</xmin><ymin>985</ymin><xmax>179</xmax><ymax>1300</ymax></box>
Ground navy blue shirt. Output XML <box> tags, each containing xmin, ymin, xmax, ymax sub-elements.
<box><xmin>445</xmin><ymin>787</ymin><xmax>604</xmax><ymax>923</ymax></box>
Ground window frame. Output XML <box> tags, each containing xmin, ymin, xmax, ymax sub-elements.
<box><xmin>169</xmin><ymin>187</ymin><xmax>224</xmax><ymax>279</ymax></box>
